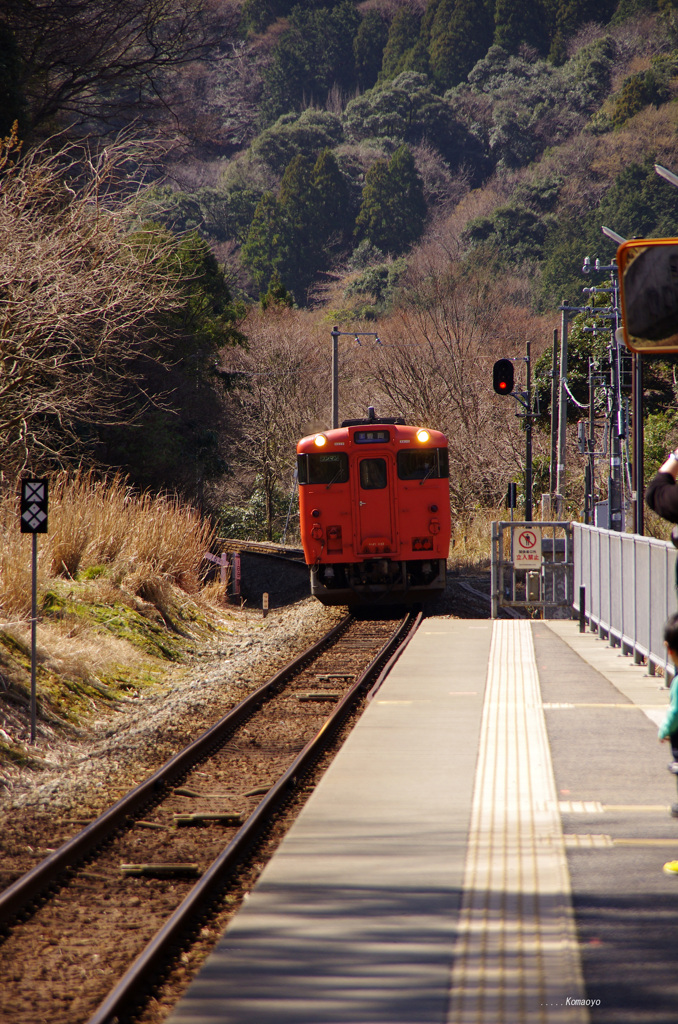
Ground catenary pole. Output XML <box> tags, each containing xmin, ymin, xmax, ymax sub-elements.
<box><xmin>525</xmin><ymin>341</ymin><xmax>533</xmax><ymax>522</ymax></box>
<box><xmin>633</xmin><ymin>353</ymin><xmax>644</xmax><ymax>535</ymax></box>
<box><xmin>331</xmin><ymin>326</ymin><xmax>339</xmax><ymax>429</ymax></box>
<box><xmin>549</xmin><ymin>328</ymin><xmax>559</xmax><ymax>496</ymax></box>
<box><xmin>556</xmin><ymin>303</ymin><xmax>569</xmax><ymax>508</ymax></box>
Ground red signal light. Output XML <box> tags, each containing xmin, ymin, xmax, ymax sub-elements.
<box><xmin>493</xmin><ymin>359</ymin><xmax>514</xmax><ymax>395</ymax></box>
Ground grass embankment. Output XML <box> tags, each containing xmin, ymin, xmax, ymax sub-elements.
<box><xmin>0</xmin><ymin>473</ymin><xmax>227</xmax><ymax>772</ymax></box>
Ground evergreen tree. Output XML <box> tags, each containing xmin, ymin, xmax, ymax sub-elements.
<box><xmin>311</xmin><ymin>148</ymin><xmax>351</xmax><ymax>240</ymax></box>
<box><xmin>241</xmin><ymin>192</ymin><xmax>286</xmax><ymax>295</ymax></box>
<box><xmin>379</xmin><ymin>9</ymin><xmax>422</xmax><ymax>81</ymax></box>
<box><xmin>420</xmin><ymin>0</ymin><xmax>444</xmax><ymax>45</ymax></box>
<box><xmin>261</xmin><ymin>270</ymin><xmax>294</xmax><ymax>310</ymax></box>
<box><xmin>240</xmin><ymin>0</ymin><xmax>288</xmax><ymax>34</ymax></box>
<box><xmin>354</xmin><ymin>9</ymin><xmax>389</xmax><ymax>90</ymax></box>
<box><xmin>429</xmin><ymin>0</ymin><xmax>494</xmax><ymax>90</ymax></box>
<box><xmin>355</xmin><ymin>145</ymin><xmax>426</xmax><ymax>254</ymax></box>
<box><xmin>544</xmin><ymin>0</ymin><xmax>616</xmax><ymax>43</ymax></box>
<box><xmin>493</xmin><ymin>0</ymin><xmax>549</xmax><ymax>54</ymax></box>
<box><xmin>355</xmin><ymin>158</ymin><xmax>391</xmax><ymax>250</ymax></box>
<box><xmin>277</xmin><ymin>152</ymin><xmax>321</xmax><ymax>293</ymax></box>
<box><xmin>388</xmin><ymin>145</ymin><xmax>427</xmax><ymax>248</ymax></box>
<box><xmin>261</xmin><ymin>2</ymin><xmax>360</xmax><ymax>122</ymax></box>
<box><xmin>242</xmin><ymin>149</ymin><xmax>351</xmax><ymax>303</ymax></box>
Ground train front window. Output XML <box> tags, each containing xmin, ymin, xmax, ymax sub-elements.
<box><xmin>360</xmin><ymin>458</ymin><xmax>387</xmax><ymax>490</ymax></box>
<box><xmin>397</xmin><ymin>448</ymin><xmax>449</xmax><ymax>480</ymax></box>
<box><xmin>298</xmin><ymin>452</ymin><xmax>349</xmax><ymax>485</ymax></box>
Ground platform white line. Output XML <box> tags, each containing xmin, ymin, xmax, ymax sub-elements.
<box><xmin>447</xmin><ymin>620</ymin><xmax>588</xmax><ymax>1024</ymax></box>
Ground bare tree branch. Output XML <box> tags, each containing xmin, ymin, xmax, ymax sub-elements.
<box><xmin>5</xmin><ymin>0</ymin><xmax>240</xmax><ymax>135</ymax></box>
<box><xmin>0</xmin><ymin>134</ymin><xmax>186</xmax><ymax>474</ymax></box>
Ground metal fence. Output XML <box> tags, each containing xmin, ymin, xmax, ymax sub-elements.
<box><xmin>572</xmin><ymin>523</ymin><xmax>678</xmax><ymax>678</ymax></box>
<box><xmin>491</xmin><ymin>521</ymin><xmax>574</xmax><ymax>619</ymax></box>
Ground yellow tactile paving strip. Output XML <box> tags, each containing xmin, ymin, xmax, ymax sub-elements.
<box><xmin>448</xmin><ymin>621</ymin><xmax>589</xmax><ymax>1024</ymax></box>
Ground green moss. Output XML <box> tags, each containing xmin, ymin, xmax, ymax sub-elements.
<box><xmin>78</xmin><ymin>565</ymin><xmax>108</xmax><ymax>580</ymax></box>
<box><xmin>99</xmin><ymin>663</ymin><xmax>166</xmax><ymax>695</ymax></box>
<box><xmin>0</xmin><ymin>740</ymin><xmax>46</xmax><ymax>770</ymax></box>
<box><xmin>0</xmin><ymin>578</ymin><xmax>224</xmax><ymax>770</ymax></box>
<box><xmin>82</xmin><ymin>602</ymin><xmax>186</xmax><ymax>659</ymax></box>
<box><xmin>0</xmin><ymin>630</ymin><xmax>31</xmax><ymax>664</ymax></box>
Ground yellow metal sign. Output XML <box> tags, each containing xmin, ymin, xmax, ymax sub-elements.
<box><xmin>617</xmin><ymin>237</ymin><xmax>678</xmax><ymax>353</ymax></box>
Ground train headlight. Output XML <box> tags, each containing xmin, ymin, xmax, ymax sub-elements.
<box><xmin>416</xmin><ymin>429</ymin><xmax>430</xmax><ymax>443</ymax></box>
<box><xmin>314</xmin><ymin>434</ymin><xmax>327</xmax><ymax>447</ymax></box>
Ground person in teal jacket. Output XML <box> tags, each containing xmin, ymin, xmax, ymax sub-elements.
<box><xmin>659</xmin><ymin>613</ymin><xmax>678</xmax><ymax>820</ymax></box>
<box><xmin>660</xmin><ymin>617</ymin><xmax>678</xmax><ymax>874</ymax></box>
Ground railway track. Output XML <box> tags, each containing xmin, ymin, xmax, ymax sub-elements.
<box><xmin>0</xmin><ymin>610</ymin><xmax>420</xmax><ymax>1024</ymax></box>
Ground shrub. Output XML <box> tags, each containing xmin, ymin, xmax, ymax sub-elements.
<box><xmin>251</xmin><ymin>109</ymin><xmax>344</xmax><ymax>176</ymax></box>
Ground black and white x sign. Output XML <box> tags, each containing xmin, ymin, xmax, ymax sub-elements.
<box><xmin>20</xmin><ymin>479</ymin><xmax>49</xmax><ymax>534</ymax></box>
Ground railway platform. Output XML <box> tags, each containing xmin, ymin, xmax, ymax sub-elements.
<box><xmin>166</xmin><ymin>617</ymin><xmax>678</xmax><ymax>1024</ymax></box>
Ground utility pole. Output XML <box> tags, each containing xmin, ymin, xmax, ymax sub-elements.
<box><xmin>330</xmin><ymin>326</ymin><xmax>381</xmax><ymax>428</ymax></box>
<box><xmin>556</xmin><ymin>303</ymin><xmax>569</xmax><ymax>515</ymax></box>
<box><xmin>586</xmin><ymin>359</ymin><xmax>596</xmax><ymax>524</ymax></box>
<box><xmin>331</xmin><ymin>326</ymin><xmax>339</xmax><ymax>429</ymax></box>
<box><xmin>632</xmin><ymin>353</ymin><xmax>644</xmax><ymax>535</ymax></box>
<box><xmin>525</xmin><ymin>340</ymin><xmax>533</xmax><ymax>522</ymax></box>
<box><xmin>549</xmin><ymin>328</ymin><xmax>559</xmax><ymax>497</ymax></box>
<box><xmin>608</xmin><ymin>326</ymin><xmax>624</xmax><ymax>532</ymax></box>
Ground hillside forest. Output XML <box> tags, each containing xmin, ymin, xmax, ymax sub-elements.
<box><xmin>3</xmin><ymin>0</ymin><xmax>678</xmax><ymax>540</ymax></box>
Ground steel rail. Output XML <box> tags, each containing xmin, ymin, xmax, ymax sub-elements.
<box><xmin>86</xmin><ymin>610</ymin><xmax>418</xmax><ymax>1024</ymax></box>
<box><xmin>0</xmin><ymin>615</ymin><xmax>352</xmax><ymax>929</ymax></box>
<box><xmin>367</xmin><ymin>608</ymin><xmax>423</xmax><ymax>700</ymax></box>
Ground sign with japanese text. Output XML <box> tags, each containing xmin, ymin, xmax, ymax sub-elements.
<box><xmin>513</xmin><ymin>526</ymin><xmax>542</xmax><ymax>569</ymax></box>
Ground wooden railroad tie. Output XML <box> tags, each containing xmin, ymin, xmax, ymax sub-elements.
<box><xmin>173</xmin><ymin>813</ymin><xmax>243</xmax><ymax>827</ymax></box>
<box><xmin>120</xmin><ymin>863</ymin><xmax>201</xmax><ymax>878</ymax></box>
<box><xmin>298</xmin><ymin>692</ymin><xmax>341</xmax><ymax>702</ymax></box>
<box><xmin>243</xmin><ymin>785</ymin><xmax>270</xmax><ymax>797</ymax></box>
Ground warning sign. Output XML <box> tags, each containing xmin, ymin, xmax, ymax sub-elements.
<box><xmin>513</xmin><ymin>526</ymin><xmax>542</xmax><ymax>569</ymax></box>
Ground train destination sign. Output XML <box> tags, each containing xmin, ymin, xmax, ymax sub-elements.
<box><xmin>513</xmin><ymin>526</ymin><xmax>541</xmax><ymax>569</ymax></box>
<box><xmin>617</xmin><ymin>237</ymin><xmax>678</xmax><ymax>353</ymax></box>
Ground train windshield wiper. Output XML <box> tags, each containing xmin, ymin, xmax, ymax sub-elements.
<box><xmin>419</xmin><ymin>465</ymin><xmax>435</xmax><ymax>486</ymax></box>
<box><xmin>326</xmin><ymin>468</ymin><xmax>343</xmax><ymax>489</ymax></box>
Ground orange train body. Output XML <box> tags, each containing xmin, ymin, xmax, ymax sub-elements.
<box><xmin>296</xmin><ymin>415</ymin><xmax>451</xmax><ymax>606</ymax></box>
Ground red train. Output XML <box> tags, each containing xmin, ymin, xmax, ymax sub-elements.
<box><xmin>296</xmin><ymin>410</ymin><xmax>451</xmax><ymax>606</ymax></box>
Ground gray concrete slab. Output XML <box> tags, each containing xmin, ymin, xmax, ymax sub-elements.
<box><xmin>166</xmin><ymin>620</ymin><xmax>490</xmax><ymax>1024</ymax></box>
<box><xmin>164</xmin><ymin>616</ymin><xmax>678</xmax><ymax>1024</ymax></box>
<box><xmin>533</xmin><ymin>621</ymin><xmax>678</xmax><ymax>1023</ymax></box>
<box><xmin>544</xmin><ymin>621</ymin><xmax>670</xmax><ymax>729</ymax></box>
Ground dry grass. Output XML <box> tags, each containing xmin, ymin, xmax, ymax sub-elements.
<box><xmin>449</xmin><ymin>508</ymin><xmax>497</xmax><ymax>572</ymax></box>
<box><xmin>0</xmin><ymin>472</ymin><xmax>230</xmax><ymax>764</ymax></box>
<box><xmin>449</xmin><ymin>503</ymin><xmax>572</xmax><ymax>572</ymax></box>
<box><xmin>0</xmin><ymin>471</ymin><xmax>216</xmax><ymax>620</ymax></box>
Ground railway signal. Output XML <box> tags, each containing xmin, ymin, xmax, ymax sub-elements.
<box><xmin>19</xmin><ymin>478</ymin><xmax>49</xmax><ymax>744</ymax></box>
<box><xmin>20</xmin><ymin>478</ymin><xmax>48</xmax><ymax>533</ymax></box>
<box><xmin>493</xmin><ymin>358</ymin><xmax>514</xmax><ymax>395</ymax></box>
<box><xmin>492</xmin><ymin>352</ymin><xmax>534</xmax><ymax>520</ymax></box>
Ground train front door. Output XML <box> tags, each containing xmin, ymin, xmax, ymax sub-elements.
<box><xmin>356</xmin><ymin>456</ymin><xmax>395</xmax><ymax>554</ymax></box>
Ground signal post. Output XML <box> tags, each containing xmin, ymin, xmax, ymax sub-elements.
<box><xmin>492</xmin><ymin>344</ymin><xmax>535</xmax><ymax>522</ymax></box>
<box><xmin>20</xmin><ymin>479</ymin><xmax>49</xmax><ymax>744</ymax></box>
